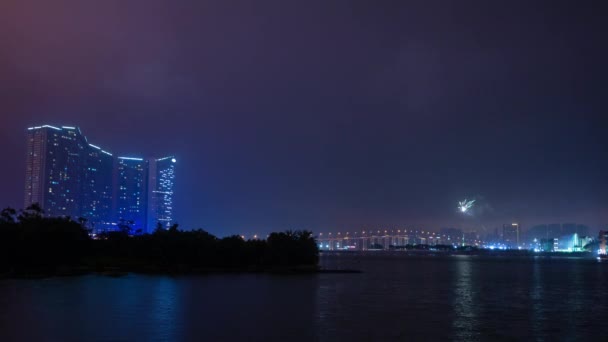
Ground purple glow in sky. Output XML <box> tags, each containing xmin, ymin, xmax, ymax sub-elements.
<box><xmin>1</xmin><ymin>0</ymin><xmax>607</xmax><ymax>236</ymax></box>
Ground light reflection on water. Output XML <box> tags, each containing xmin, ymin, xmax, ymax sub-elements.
<box><xmin>0</xmin><ymin>254</ymin><xmax>606</xmax><ymax>341</ymax></box>
<box><xmin>150</xmin><ymin>277</ymin><xmax>180</xmax><ymax>341</ymax></box>
<box><xmin>452</xmin><ymin>257</ymin><xmax>478</xmax><ymax>340</ymax></box>
<box><xmin>531</xmin><ymin>260</ymin><xmax>546</xmax><ymax>339</ymax></box>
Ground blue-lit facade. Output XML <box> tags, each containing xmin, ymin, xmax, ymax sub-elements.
<box><xmin>25</xmin><ymin>126</ymin><xmax>116</xmax><ymax>227</ymax></box>
<box><xmin>24</xmin><ymin>126</ymin><xmax>87</xmax><ymax>218</ymax></box>
<box><xmin>81</xmin><ymin>145</ymin><xmax>115</xmax><ymax>230</ymax></box>
<box><xmin>25</xmin><ymin>125</ymin><xmax>176</xmax><ymax>233</ymax></box>
<box><xmin>116</xmin><ymin>157</ymin><xmax>148</xmax><ymax>232</ymax></box>
<box><xmin>147</xmin><ymin>157</ymin><xmax>176</xmax><ymax>230</ymax></box>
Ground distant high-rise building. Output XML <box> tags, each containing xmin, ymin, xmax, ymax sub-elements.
<box><xmin>599</xmin><ymin>231</ymin><xmax>608</xmax><ymax>255</ymax></box>
<box><xmin>24</xmin><ymin>125</ymin><xmax>87</xmax><ymax>218</ymax></box>
<box><xmin>116</xmin><ymin>157</ymin><xmax>148</xmax><ymax>232</ymax></box>
<box><xmin>147</xmin><ymin>156</ymin><xmax>177</xmax><ymax>231</ymax></box>
<box><xmin>540</xmin><ymin>238</ymin><xmax>558</xmax><ymax>252</ymax></box>
<box><xmin>527</xmin><ymin>223</ymin><xmax>590</xmax><ymax>246</ymax></box>
<box><xmin>81</xmin><ymin>144</ymin><xmax>114</xmax><ymax>229</ymax></box>
<box><xmin>24</xmin><ymin>125</ymin><xmax>176</xmax><ymax>233</ymax></box>
<box><xmin>503</xmin><ymin>223</ymin><xmax>520</xmax><ymax>248</ymax></box>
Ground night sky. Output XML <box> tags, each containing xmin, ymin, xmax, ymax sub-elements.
<box><xmin>1</xmin><ymin>0</ymin><xmax>607</xmax><ymax>236</ymax></box>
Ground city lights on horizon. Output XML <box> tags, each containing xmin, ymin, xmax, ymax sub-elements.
<box><xmin>22</xmin><ymin>125</ymin><xmax>604</xmax><ymax>254</ymax></box>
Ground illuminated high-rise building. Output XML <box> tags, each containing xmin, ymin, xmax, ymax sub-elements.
<box><xmin>24</xmin><ymin>125</ymin><xmax>87</xmax><ymax>218</ymax></box>
<box><xmin>25</xmin><ymin>125</ymin><xmax>176</xmax><ymax>233</ymax></box>
<box><xmin>81</xmin><ymin>144</ymin><xmax>114</xmax><ymax>229</ymax></box>
<box><xmin>599</xmin><ymin>231</ymin><xmax>608</xmax><ymax>255</ymax></box>
<box><xmin>147</xmin><ymin>156</ymin><xmax>177</xmax><ymax>230</ymax></box>
<box><xmin>147</xmin><ymin>156</ymin><xmax>177</xmax><ymax>232</ymax></box>
<box><xmin>115</xmin><ymin>156</ymin><xmax>178</xmax><ymax>233</ymax></box>
<box><xmin>24</xmin><ymin>125</ymin><xmax>116</xmax><ymax>228</ymax></box>
<box><xmin>116</xmin><ymin>157</ymin><xmax>148</xmax><ymax>232</ymax></box>
<box><xmin>502</xmin><ymin>223</ymin><xmax>520</xmax><ymax>249</ymax></box>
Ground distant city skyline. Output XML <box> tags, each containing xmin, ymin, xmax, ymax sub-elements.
<box><xmin>24</xmin><ymin>125</ymin><xmax>176</xmax><ymax>233</ymax></box>
<box><xmin>14</xmin><ymin>123</ymin><xmax>608</xmax><ymax>237</ymax></box>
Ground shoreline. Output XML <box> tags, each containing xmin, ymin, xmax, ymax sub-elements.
<box><xmin>0</xmin><ymin>265</ymin><xmax>362</xmax><ymax>280</ymax></box>
<box><xmin>3</xmin><ymin>251</ymin><xmax>598</xmax><ymax>280</ymax></box>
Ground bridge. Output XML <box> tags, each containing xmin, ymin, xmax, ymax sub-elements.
<box><xmin>316</xmin><ymin>229</ymin><xmax>484</xmax><ymax>251</ymax></box>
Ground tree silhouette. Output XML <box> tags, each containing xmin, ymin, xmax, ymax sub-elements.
<box><xmin>0</xmin><ymin>206</ymin><xmax>320</xmax><ymax>276</ymax></box>
<box><xmin>117</xmin><ymin>219</ymin><xmax>135</xmax><ymax>235</ymax></box>
<box><xmin>18</xmin><ymin>203</ymin><xmax>44</xmax><ymax>221</ymax></box>
<box><xmin>0</xmin><ymin>207</ymin><xmax>17</xmax><ymax>224</ymax></box>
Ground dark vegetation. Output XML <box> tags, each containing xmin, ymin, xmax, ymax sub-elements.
<box><xmin>0</xmin><ymin>205</ymin><xmax>319</xmax><ymax>277</ymax></box>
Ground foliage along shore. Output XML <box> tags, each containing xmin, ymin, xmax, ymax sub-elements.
<box><xmin>0</xmin><ymin>205</ymin><xmax>322</xmax><ymax>278</ymax></box>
